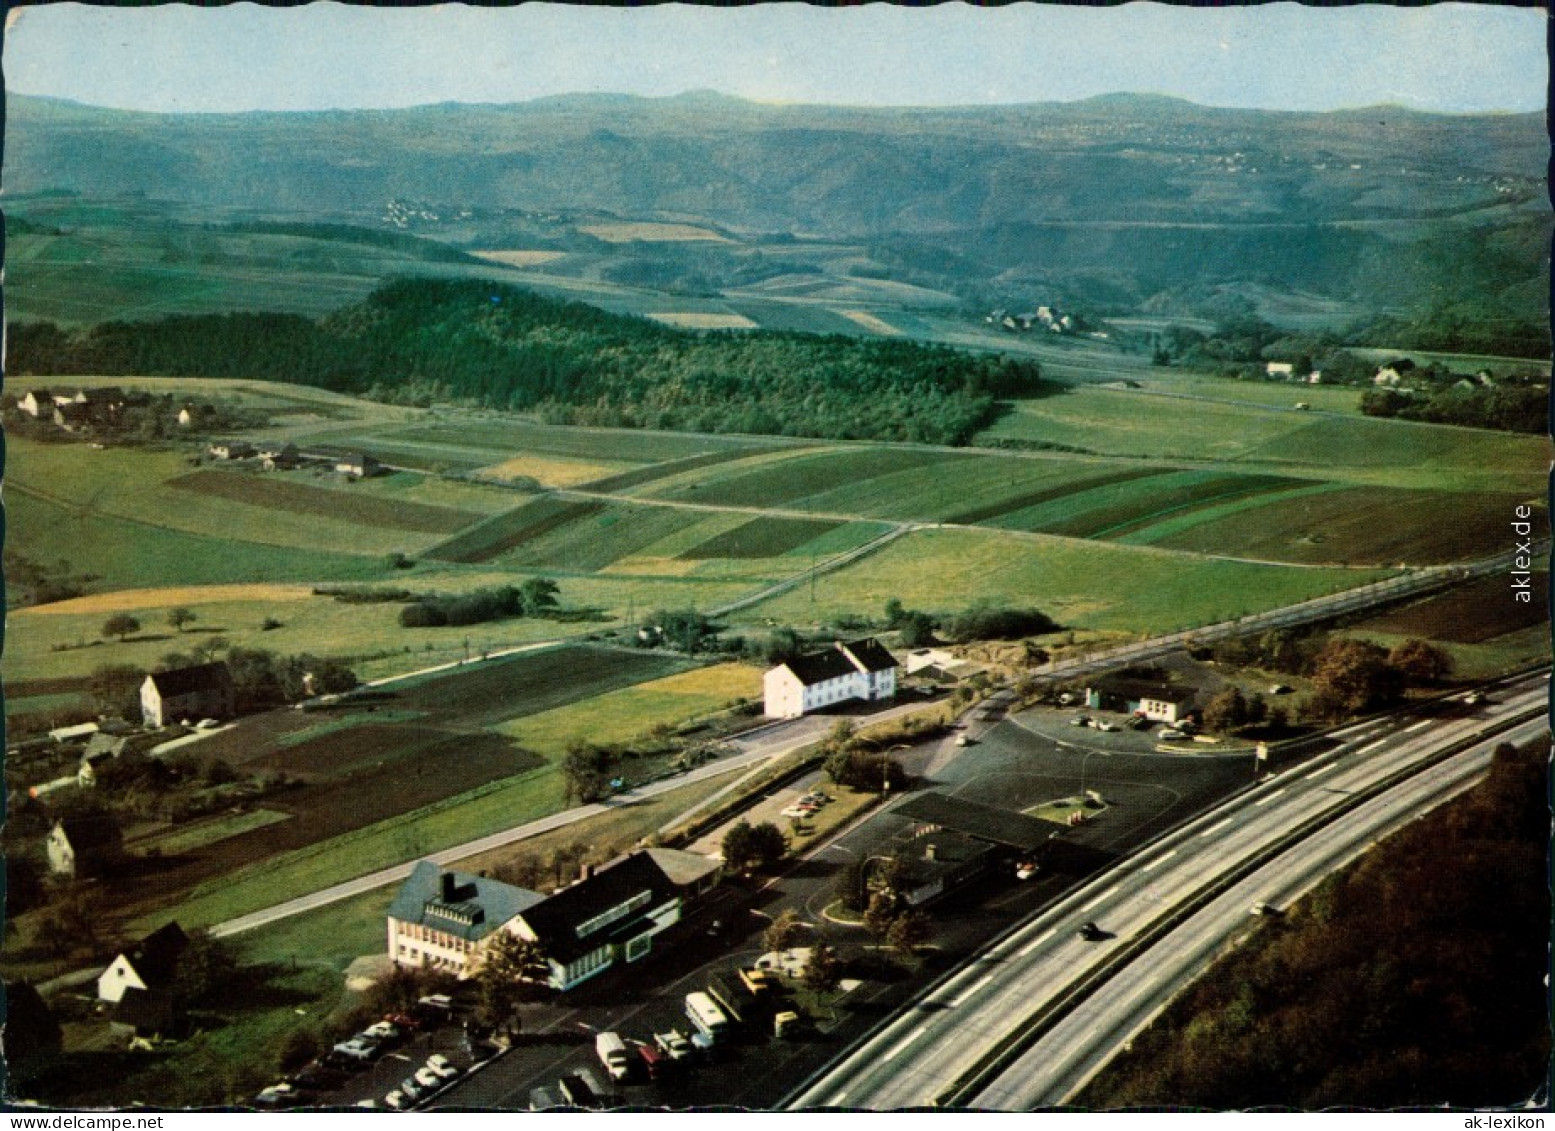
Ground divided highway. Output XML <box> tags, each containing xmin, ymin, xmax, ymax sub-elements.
<box><xmin>786</xmin><ymin>672</ymin><xmax>1548</xmax><ymax>1110</ymax></box>
<box><xmin>972</xmin><ymin>711</ymin><xmax>1550</xmax><ymax>1109</ymax></box>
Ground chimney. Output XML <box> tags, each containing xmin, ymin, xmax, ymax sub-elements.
<box><xmin>441</xmin><ymin>872</ymin><xmax>457</xmax><ymax>901</ymax></box>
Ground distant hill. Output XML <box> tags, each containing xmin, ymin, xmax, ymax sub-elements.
<box><xmin>5</xmin><ymin>91</ymin><xmax>1549</xmax><ymax>322</ymax></box>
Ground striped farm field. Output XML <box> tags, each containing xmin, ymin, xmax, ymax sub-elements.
<box><xmin>387</xmin><ymin>420</ymin><xmax>757</xmax><ymax>464</ymax></box>
<box><xmin>424</xmin><ymin>497</ymin><xmax>605</xmax><ymax>564</ymax></box>
<box><xmin>1147</xmin><ymin>487</ymin><xmax>1543</xmax><ymax>566</ymax></box>
<box><xmin>990</xmin><ymin>470</ymin><xmax>1303</xmax><ymax>540</ymax></box>
<box><xmin>582</xmin><ymin>444</ymin><xmax>803</xmax><ymax>493</ymax></box>
<box><xmin>643</xmin><ymin>446</ymin><xmax>976</xmax><ymax>510</ymax></box>
<box><xmin>679</xmin><ymin>516</ymin><xmax>846</xmax><ymax>559</ymax></box>
<box><xmin>491</xmin><ymin>503</ymin><xmax>707</xmax><ymax>572</ymax></box>
<box><xmin>169</xmin><ymin>469</ymin><xmax>479</xmax><ymax>534</ymax></box>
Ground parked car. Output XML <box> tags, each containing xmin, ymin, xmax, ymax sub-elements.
<box><xmin>383</xmin><ymin>1090</ymin><xmax>410</xmax><ymax>1111</ymax></box>
<box><xmin>637</xmin><ymin>1042</ymin><xmax>671</xmax><ymax>1080</ymax></box>
<box><xmin>330</xmin><ymin>1037</ymin><xmax>380</xmax><ymax>1063</ymax></box>
<box><xmin>413</xmin><ymin>1064</ymin><xmax>444</xmax><ymax>1095</ymax></box>
<box><xmin>253</xmin><ymin>1083</ymin><xmax>303</xmax><ymax>1109</ymax></box>
<box><xmin>655</xmin><ymin>1029</ymin><xmax>693</xmax><ymax>1061</ymax></box>
<box><xmin>399</xmin><ymin>1077</ymin><xmax>425</xmax><ymax>1101</ymax></box>
<box><xmin>1160</xmin><ymin>728</ymin><xmax>1187</xmax><ymax>741</ymax></box>
<box><xmin>773</xmin><ymin>1010</ymin><xmax>805</xmax><ymax>1040</ymax></box>
<box><xmin>1014</xmin><ymin>861</ymin><xmax>1039</xmax><ymax>881</ymax></box>
<box><xmin>780</xmin><ymin>805</ymin><xmax>816</xmax><ymax>820</ymax></box>
<box><xmin>1069</xmin><ymin>715</ymin><xmax>1090</xmax><ymax>727</ymax></box>
<box><xmin>425</xmin><ymin>1054</ymin><xmax>461</xmax><ymax>1081</ymax></box>
<box><xmin>1094</xmin><ymin>721</ymin><xmax>1119</xmax><ymax>732</ymax></box>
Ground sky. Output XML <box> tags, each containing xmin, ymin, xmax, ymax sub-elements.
<box><xmin>2</xmin><ymin>1</ymin><xmax>1547</xmax><ymax>116</ymax></box>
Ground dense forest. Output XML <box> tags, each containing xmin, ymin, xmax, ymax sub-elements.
<box><xmin>7</xmin><ymin>279</ymin><xmax>1046</xmax><ymax>445</ymax></box>
<box><xmin>1081</xmin><ymin>738</ymin><xmax>1550</xmax><ymax>1109</ymax></box>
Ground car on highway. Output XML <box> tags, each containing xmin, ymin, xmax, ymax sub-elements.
<box><xmin>1077</xmin><ymin>920</ymin><xmax>1106</xmax><ymax>941</ymax></box>
<box><xmin>1159</xmin><ymin>728</ymin><xmax>1188</xmax><ymax>741</ymax></box>
<box><xmin>1249</xmin><ymin>901</ymin><xmax>1282</xmax><ymax>917</ymax></box>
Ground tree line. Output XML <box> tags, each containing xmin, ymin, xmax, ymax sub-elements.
<box><xmin>8</xmin><ymin>277</ymin><xmax>1048</xmax><ymax>446</ymax></box>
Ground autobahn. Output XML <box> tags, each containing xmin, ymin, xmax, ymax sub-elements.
<box><xmin>785</xmin><ymin>670</ymin><xmax>1548</xmax><ymax>1110</ymax></box>
<box><xmin>971</xmin><ymin>710</ymin><xmax>1551</xmax><ymax>1109</ymax></box>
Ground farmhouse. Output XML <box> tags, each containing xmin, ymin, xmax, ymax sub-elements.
<box><xmin>763</xmin><ymin>638</ymin><xmax>899</xmax><ymax>719</ymax></box>
<box><xmin>1084</xmin><ymin>675</ymin><xmax>1196</xmax><ymax>723</ymax></box>
<box><xmin>386</xmin><ymin>862</ymin><xmax>546</xmax><ymax>977</ymax></box>
<box><xmin>140</xmin><ymin>661</ymin><xmax>236</xmax><ymax>729</ymax></box>
<box><xmin>261</xmin><ymin>442</ymin><xmax>302</xmax><ymax>470</ymax></box>
<box><xmin>53</xmin><ymin>402</ymin><xmax>94</xmax><ymax>432</ymax></box>
<box><xmin>20</xmin><ymin>389</ymin><xmax>53</xmax><ymax>417</ymax></box>
<box><xmin>98</xmin><ymin>922</ymin><xmax>188</xmax><ymax>1004</ymax></box>
<box><xmin>207</xmin><ymin>441</ymin><xmax>257</xmax><ymax>460</ymax></box>
<box><xmin>46</xmin><ymin>815</ymin><xmax>124</xmax><ymax>878</ymax></box>
<box><xmin>335</xmin><ymin>452</ymin><xmax>382</xmax><ymax>478</ymax></box>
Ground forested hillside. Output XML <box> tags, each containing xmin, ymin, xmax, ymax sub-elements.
<box><xmin>8</xmin><ymin>278</ymin><xmax>1045</xmax><ymax>444</ymax></box>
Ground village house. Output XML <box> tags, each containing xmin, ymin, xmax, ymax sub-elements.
<box><xmin>335</xmin><ymin>452</ymin><xmax>381</xmax><ymax>479</ymax></box>
<box><xmin>46</xmin><ymin>815</ymin><xmax>125</xmax><ymax>879</ymax></box>
<box><xmin>141</xmin><ymin>661</ymin><xmax>236</xmax><ymax>729</ymax></box>
<box><xmin>97</xmin><ymin>922</ymin><xmax>190</xmax><ymax>1035</ymax></box>
<box><xmin>20</xmin><ymin>388</ymin><xmax>53</xmax><ymax>417</ymax></box>
<box><xmin>207</xmin><ymin>441</ymin><xmax>257</xmax><ymax>460</ymax></box>
<box><xmin>1084</xmin><ymin>675</ymin><xmax>1197</xmax><ymax>723</ymax></box>
<box><xmin>763</xmin><ymin>638</ymin><xmax>898</xmax><ymax>719</ymax></box>
<box><xmin>261</xmin><ymin>442</ymin><xmax>302</xmax><ymax>471</ymax></box>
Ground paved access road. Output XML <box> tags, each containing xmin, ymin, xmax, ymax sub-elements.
<box><xmin>786</xmin><ymin>672</ymin><xmax>1548</xmax><ymax>1110</ymax></box>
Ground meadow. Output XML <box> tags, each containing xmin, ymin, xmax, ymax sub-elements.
<box><xmin>745</xmin><ymin>527</ymin><xmax>1392</xmax><ymax>635</ymax></box>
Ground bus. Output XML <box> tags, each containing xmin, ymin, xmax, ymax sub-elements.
<box><xmin>685</xmin><ymin>992</ymin><xmax>730</xmax><ymax>1043</ymax></box>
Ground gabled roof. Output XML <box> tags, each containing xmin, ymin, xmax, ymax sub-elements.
<box><xmin>388</xmin><ymin>860</ymin><xmax>545</xmax><ymax>944</ymax></box>
<box><xmin>1089</xmin><ymin>675</ymin><xmax>1195</xmax><ymax>705</ymax></box>
<box><xmin>118</xmin><ymin>922</ymin><xmax>189</xmax><ymax>989</ymax></box>
<box><xmin>53</xmin><ymin>815</ymin><xmax>124</xmax><ymax>852</ymax></box>
<box><xmin>517</xmin><ymin>853</ymin><xmax>677</xmax><ymax>964</ymax></box>
<box><xmin>145</xmin><ymin>662</ymin><xmax>234</xmax><ymax>699</ymax></box>
<box><xmin>778</xmin><ymin>649</ymin><xmax>859</xmax><ymax>686</ymax></box>
<box><xmin>840</xmin><ymin>638</ymin><xmax>897</xmax><ymax>673</ymax></box>
<box><xmin>641</xmin><ymin>847</ymin><xmax>721</xmax><ymax>888</ymax></box>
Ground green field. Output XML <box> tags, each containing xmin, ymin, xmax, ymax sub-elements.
<box><xmin>497</xmin><ymin>662</ymin><xmax>762</xmax><ymax>755</ymax></box>
<box><xmin>746</xmin><ymin>527</ymin><xmax>1392</xmax><ymax>635</ymax></box>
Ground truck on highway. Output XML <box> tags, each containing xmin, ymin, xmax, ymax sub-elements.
<box><xmin>685</xmin><ymin>991</ymin><xmax>731</xmax><ymax>1044</ymax></box>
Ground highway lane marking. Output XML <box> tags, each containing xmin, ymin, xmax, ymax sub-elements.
<box><xmin>1200</xmin><ymin>818</ymin><xmax>1234</xmax><ymax>838</ymax></box>
<box><xmin>951</xmin><ymin>974</ymin><xmax>995</xmax><ymax>1006</ymax></box>
<box><xmin>1307</xmin><ymin>763</ymin><xmax>1338</xmax><ymax>777</ymax></box>
<box><xmin>883</xmin><ymin>1025</ymin><xmax>928</xmax><ymax>1063</ymax></box>
<box><xmin>1139</xmin><ymin>849</ymin><xmax>1176</xmax><ymax>873</ymax></box>
<box><xmin>1017</xmin><ymin>928</ymin><xmax>1056</xmax><ymax>957</ymax></box>
<box><xmin>1354</xmin><ymin>739</ymin><xmax>1387</xmax><ymax>755</ymax></box>
<box><xmin>1253</xmin><ymin>788</ymin><xmax>1286</xmax><ymax>807</ymax></box>
<box><xmin>1080</xmin><ymin>885</ymin><xmax>1119</xmax><ymax>913</ymax></box>
<box><xmin>1402</xmin><ymin>720</ymin><xmax>1432</xmax><ymax>734</ymax></box>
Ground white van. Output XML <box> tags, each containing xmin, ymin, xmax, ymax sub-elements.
<box><xmin>685</xmin><ymin>992</ymin><xmax>730</xmax><ymax>1043</ymax></box>
<box><xmin>595</xmin><ymin>1031</ymin><xmax>632</xmax><ymax>1081</ymax></box>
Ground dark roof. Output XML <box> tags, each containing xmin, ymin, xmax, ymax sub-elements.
<box><xmin>890</xmin><ymin>792</ymin><xmax>1056</xmax><ymax>854</ymax></box>
<box><xmin>779</xmin><ymin>648</ymin><xmax>859</xmax><ymax>686</ymax></box>
<box><xmin>120</xmin><ymin>922</ymin><xmax>189</xmax><ymax>989</ymax></box>
<box><xmin>388</xmin><ymin>861</ymin><xmax>545</xmax><ymax>944</ymax></box>
<box><xmin>1089</xmin><ymin>675</ymin><xmax>1194</xmax><ymax>705</ymax></box>
<box><xmin>146</xmin><ymin>662</ymin><xmax>234</xmax><ymax>699</ymax></box>
<box><xmin>54</xmin><ymin>815</ymin><xmax>124</xmax><ymax>853</ymax></box>
<box><xmin>518</xmin><ymin>853</ymin><xmax>677</xmax><ymax>964</ymax></box>
<box><xmin>840</xmin><ymin>638</ymin><xmax>897</xmax><ymax>673</ymax></box>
